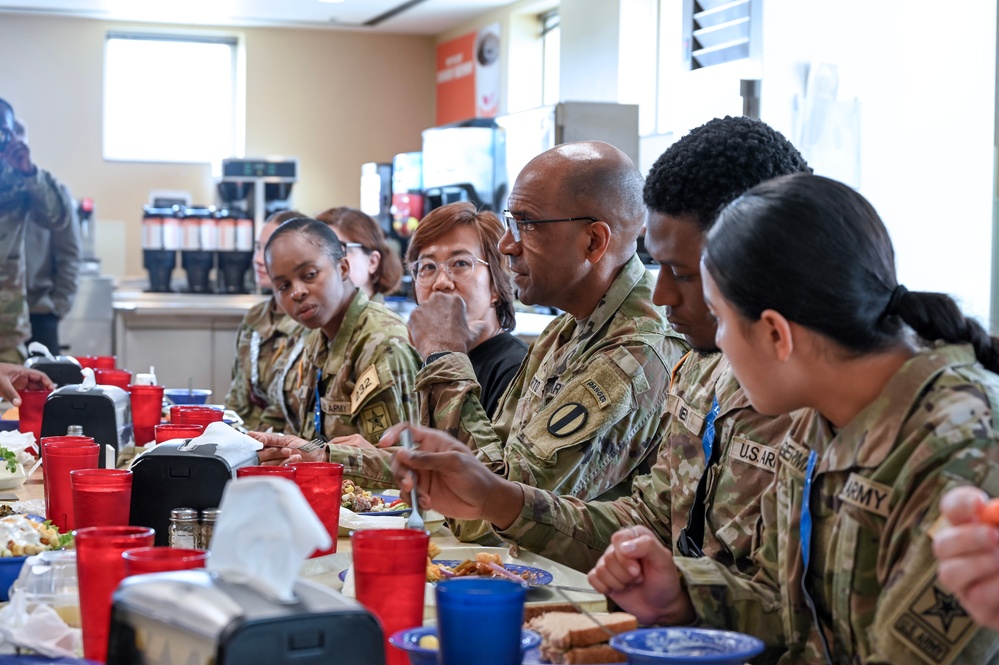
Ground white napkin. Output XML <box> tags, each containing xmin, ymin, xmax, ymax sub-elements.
<box><xmin>0</xmin><ymin>589</ymin><xmax>81</xmax><ymax>658</ymax></box>
<box><xmin>78</xmin><ymin>368</ymin><xmax>96</xmax><ymax>390</ymax></box>
<box><xmin>179</xmin><ymin>421</ymin><xmax>262</xmax><ymax>458</ymax></box>
<box><xmin>0</xmin><ymin>430</ymin><xmax>38</xmax><ymax>465</ymax></box>
<box><xmin>26</xmin><ymin>342</ymin><xmax>55</xmax><ymax>361</ymax></box>
<box><xmin>206</xmin><ymin>476</ymin><xmax>332</xmax><ymax>602</ymax></box>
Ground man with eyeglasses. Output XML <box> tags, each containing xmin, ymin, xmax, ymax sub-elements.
<box><xmin>0</xmin><ymin>98</ymin><xmax>73</xmax><ymax>363</ymax></box>
<box><xmin>402</xmin><ymin>140</ymin><xmax>688</xmax><ymax>541</ymax></box>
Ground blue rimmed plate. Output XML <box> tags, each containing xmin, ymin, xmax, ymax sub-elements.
<box><xmin>389</xmin><ymin>626</ymin><xmax>540</xmax><ymax>665</ymax></box>
<box><xmin>609</xmin><ymin>627</ymin><xmax>765</xmax><ymax>664</ymax></box>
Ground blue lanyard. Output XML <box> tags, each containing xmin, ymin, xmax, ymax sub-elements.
<box><xmin>800</xmin><ymin>450</ymin><xmax>818</xmax><ymax>569</ymax></box>
<box><xmin>701</xmin><ymin>397</ymin><xmax>720</xmax><ymax>461</ymax></box>
<box><xmin>313</xmin><ymin>368</ymin><xmax>322</xmax><ymax>437</ymax></box>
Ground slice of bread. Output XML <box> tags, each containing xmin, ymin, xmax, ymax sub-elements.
<box><xmin>527</xmin><ymin>611</ymin><xmax>637</xmax><ymax>650</ymax></box>
<box><xmin>523</xmin><ymin>603</ymin><xmax>581</xmax><ymax>622</ymax></box>
<box><xmin>541</xmin><ymin>642</ymin><xmax>628</xmax><ymax>664</ymax></box>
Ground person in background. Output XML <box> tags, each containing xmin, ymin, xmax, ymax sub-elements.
<box><xmin>224</xmin><ymin>209</ymin><xmax>307</xmax><ymax>432</ymax></box>
<box><xmin>263</xmin><ymin>142</ymin><xmax>688</xmax><ymax>541</ymax></box>
<box><xmin>258</xmin><ymin>217</ymin><xmax>420</xmax><ymax>450</ymax></box>
<box><xmin>589</xmin><ymin>174</ymin><xmax>999</xmax><ymax>663</ymax></box>
<box><xmin>933</xmin><ymin>486</ymin><xmax>999</xmax><ymax>631</ymax></box>
<box><xmin>0</xmin><ymin>98</ymin><xmax>72</xmax><ymax>362</ymax></box>
<box><xmin>0</xmin><ymin>362</ymin><xmax>53</xmax><ymax>405</ymax></box>
<box><xmin>383</xmin><ymin>117</ymin><xmax>809</xmax><ymax>605</ymax></box>
<box><xmin>18</xmin><ymin>119</ymin><xmax>82</xmax><ymax>356</ymax></box>
<box><xmin>405</xmin><ymin>201</ymin><xmax>526</xmax><ymax>418</ymax></box>
<box><xmin>314</xmin><ymin>206</ymin><xmax>402</xmax><ymax>300</ymax></box>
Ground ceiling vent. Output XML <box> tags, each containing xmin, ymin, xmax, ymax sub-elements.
<box><xmin>683</xmin><ymin>0</ymin><xmax>752</xmax><ymax>70</ymax></box>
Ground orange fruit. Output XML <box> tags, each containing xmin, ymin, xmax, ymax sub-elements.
<box><xmin>977</xmin><ymin>497</ymin><xmax>999</xmax><ymax>525</ymax></box>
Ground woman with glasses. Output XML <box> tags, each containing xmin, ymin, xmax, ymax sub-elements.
<box><xmin>224</xmin><ymin>209</ymin><xmax>308</xmax><ymax>432</ymax></box>
<box><xmin>406</xmin><ymin>201</ymin><xmax>527</xmax><ymax>417</ymax></box>
<box><xmin>258</xmin><ymin>217</ymin><xmax>420</xmax><ymax>450</ymax></box>
<box><xmin>588</xmin><ymin>173</ymin><xmax>999</xmax><ymax>662</ymax></box>
<box><xmin>315</xmin><ymin>206</ymin><xmax>403</xmax><ymax>300</ymax></box>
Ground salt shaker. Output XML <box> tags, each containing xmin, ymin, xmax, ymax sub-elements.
<box><xmin>199</xmin><ymin>508</ymin><xmax>219</xmax><ymax>550</ymax></box>
<box><xmin>168</xmin><ymin>508</ymin><xmax>198</xmax><ymax>548</ymax></box>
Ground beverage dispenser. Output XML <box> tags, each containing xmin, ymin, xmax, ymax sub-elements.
<box><xmin>216</xmin><ymin>207</ymin><xmax>254</xmax><ymax>293</ymax></box>
<box><xmin>141</xmin><ymin>206</ymin><xmax>179</xmax><ymax>293</ymax></box>
<box><xmin>180</xmin><ymin>206</ymin><xmax>215</xmax><ymax>293</ymax></box>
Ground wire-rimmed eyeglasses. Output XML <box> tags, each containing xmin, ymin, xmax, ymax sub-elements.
<box><xmin>408</xmin><ymin>254</ymin><xmax>489</xmax><ymax>286</ymax></box>
<box><xmin>502</xmin><ymin>210</ymin><xmax>600</xmax><ymax>242</ymax></box>
<box><xmin>343</xmin><ymin>242</ymin><xmax>369</xmax><ymax>252</ymax></box>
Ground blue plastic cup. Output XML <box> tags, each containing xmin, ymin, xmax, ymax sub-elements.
<box><xmin>436</xmin><ymin>578</ymin><xmax>526</xmax><ymax>665</ymax></box>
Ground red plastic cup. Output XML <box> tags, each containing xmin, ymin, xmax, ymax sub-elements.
<box><xmin>289</xmin><ymin>462</ymin><xmax>343</xmax><ymax>557</ymax></box>
<box><xmin>122</xmin><ymin>546</ymin><xmax>209</xmax><ymax>575</ymax></box>
<box><xmin>153</xmin><ymin>423</ymin><xmax>204</xmax><ymax>444</ymax></box>
<box><xmin>236</xmin><ymin>465</ymin><xmax>297</xmax><ymax>480</ymax></box>
<box><xmin>17</xmin><ymin>388</ymin><xmax>52</xmax><ymax>444</ymax></box>
<box><xmin>353</xmin><ymin>529</ymin><xmax>429</xmax><ymax>665</ymax></box>
<box><xmin>76</xmin><ymin>355</ymin><xmax>98</xmax><ymax>369</ymax></box>
<box><xmin>78</xmin><ymin>355</ymin><xmax>116</xmax><ymax>370</ymax></box>
<box><xmin>94</xmin><ymin>368</ymin><xmax>132</xmax><ymax>392</ymax></box>
<box><xmin>75</xmin><ymin>526</ymin><xmax>155</xmax><ymax>663</ymax></box>
<box><xmin>170</xmin><ymin>405</ymin><xmax>223</xmax><ymax>428</ymax></box>
<box><xmin>71</xmin><ymin>469</ymin><xmax>133</xmax><ymax>529</ymax></box>
<box><xmin>128</xmin><ymin>384</ymin><xmax>164</xmax><ymax>446</ymax></box>
<box><xmin>42</xmin><ymin>437</ymin><xmax>100</xmax><ymax>531</ymax></box>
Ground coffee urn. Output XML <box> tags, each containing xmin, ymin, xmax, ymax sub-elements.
<box><xmin>142</xmin><ymin>206</ymin><xmax>180</xmax><ymax>293</ymax></box>
<box><xmin>180</xmin><ymin>206</ymin><xmax>216</xmax><ymax>293</ymax></box>
<box><xmin>216</xmin><ymin>207</ymin><xmax>254</xmax><ymax>293</ymax></box>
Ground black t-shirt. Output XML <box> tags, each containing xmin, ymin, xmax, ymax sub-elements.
<box><xmin>468</xmin><ymin>331</ymin><xmax>529</xmax><ymax>419</ymax></box>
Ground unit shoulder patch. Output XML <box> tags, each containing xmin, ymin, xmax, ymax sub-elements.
<box><xmin>889</xmin><ymin>567</ymin><xmax>977</xmax><ymax>665</ymax></box>
<box><xmin>547</xmin><ymin>402</ymin><xmax>589</xmax><ymax>438</ymax></box>
<box><xmin>360</xmin><ymin>402</ymin><xmax>390</xmax><ymax>438</ymax></box>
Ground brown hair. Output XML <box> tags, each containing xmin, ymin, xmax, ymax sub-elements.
<box><xmin>314</xmin><ymin>207</ymin><xmax>403</xmax><ymax>294</ymax></box>
<box><xmin>405</xmin><ymin>201</ymin><xmax>516</xmax><ymax>331</ymax></box>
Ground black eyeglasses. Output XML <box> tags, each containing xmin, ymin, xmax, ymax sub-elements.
<box><xmin>501</xmin><ymin>210</ymin><xmax>599</xmax><ymax>242</ymax></box>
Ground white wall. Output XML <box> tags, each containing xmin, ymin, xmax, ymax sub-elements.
<box><xmin>645</xmin><ymin>0</ymin><xmax>997</xmax><ymax>328</ymax></box>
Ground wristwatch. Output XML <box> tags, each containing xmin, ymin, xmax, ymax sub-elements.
<box><xmin>423</xmin><ymin>351</ymin><xmax>454</xmax><ymax>367</ymax></box>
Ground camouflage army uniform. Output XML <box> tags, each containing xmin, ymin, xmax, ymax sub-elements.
<box><xmin>289</xmin><ymin>290</ymin><xmax>421</xmax><ymax>449</ymax></box>
<box><xmin>416</xmin><ymin>255</ymin><xmax>688</xmax><ymax>539</ymax></box>
<box><xmin>0</xmin><ymin>163</ymin><xmax>73</xmax><ymax>362</ymax></box>
<box><xmin>497</xmin><ymin>351</ymin><xmax>792</xmax><ymax>576</ymax></box>
<box><xmin>675</xmin><ymin>344</ymin><xmax>999</xmax><ymax>664</ymax></box>
<box><xmin>224</xmin><ymin>296</ymin><xmax>306</xmax><ymax>433</ymax></box>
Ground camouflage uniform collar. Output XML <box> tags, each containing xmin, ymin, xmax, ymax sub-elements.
<box><xmin>304</xmin><ymin>289</ymin><xmax>368</xmax><ymax>368</ymax></box>
<box><xmin>242</xmin><ymin>297</ymin><xmax>285</xmax><ymax>340</ymax></box>
<box><xmin>576</xmin><ymin>254</ymin><xmax>646</xmax><ymax>343</ymax></box>
<box><xmin>806</xmin><ymin>343</ymin><xmax>978</xmax><ymax>474</ymax></box>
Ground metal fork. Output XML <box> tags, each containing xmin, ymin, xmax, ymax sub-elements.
<box><xmin>399</xmin><ymin>375</ymin><xmax>424</xmax><ymax>531</ymax></box>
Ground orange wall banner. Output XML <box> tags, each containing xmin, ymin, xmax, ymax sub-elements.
<box><xmin>436</xmin><ymin>23</ymin><xmax>501</xmax><ymax>126</ymax></box>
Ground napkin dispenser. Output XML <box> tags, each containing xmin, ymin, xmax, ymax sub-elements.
<box><xmin>40</xmin><ymin>384</ymin><xmax>131</xmax><ymax>468</ymax></box>
<box><xmin>107</xmin><ymin>570</ymin><xmax>386</xmax><ymax>665</ymax></box>
<box><xmin>24</xmin><ymin>355</ymin><xmax>84</xmax><ymax>387</ymax></box>
<box><xmin>129</xmin><ymin>441</ymin><xmax>257</xmax><ymax>546</ymax></box>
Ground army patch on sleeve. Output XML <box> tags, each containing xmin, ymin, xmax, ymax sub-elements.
<box><xmin>583</xmin><ymin>379</ymin><xmax>610</xmax><ymax>409</ymax></box>
<box><xmin>360</xmin><ymin>403</ymin><xmax>390</xmax><ymax>438</ymax></box>
<box><xmin>889</xmin><ymin>567</ymin><xmax>977</xmax><ymax>665</ymax></box>
<box><xmin>547</xmin><ymin>402</ymin><xmax>588</xmax><ymax>438</ymax></box>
